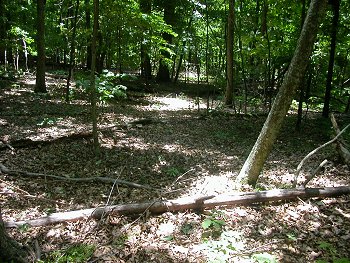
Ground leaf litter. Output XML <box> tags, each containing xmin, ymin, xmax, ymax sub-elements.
<box><xmin>0</xmin><ymin>75</ymin><xmax>350</xmax><ymax>262</ymax></box>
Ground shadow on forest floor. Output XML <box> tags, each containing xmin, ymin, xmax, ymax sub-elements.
<box><xmin>1</xmin><ymin>74</ymin><xmax>350</xmax><ymax>262</ymax></box>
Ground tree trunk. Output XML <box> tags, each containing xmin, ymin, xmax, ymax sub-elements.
<box><xmin>35</xmin><ymin>0</ymin><xmax>47</xmax><ymax>93</ymax></box>
<box><xmin>91</xmin><ymin>0</ymin><xmax>100</xmax><ymax>156</ymax></box>
<box><xmin>225</xmin><ymin>0</ymin><xmax>235</xmax><ymax>108</ymax></box>
<box><xmin>0</xmin><ymin>0</ymin><xmax>5</xmax><ymax>65</ymax></box>
<box><xmin>157</xmin><ymin>2</ymin><xmax>176</xmax><ymax>82</ymax></box>
<box><xmin>66</xmin><ymin>0</ymin><xmax>80</xmax><ymax>103</ymax></box>
<box><xmin>322</xmin><ymin>0</ymin><xmax>340</xmax><ymax>117</ymax></box>
<box><xmin>85</xmin><ymin>0</ymin><xmax>92</xmax><ymax>69</ymax></box>
<box><xmin>140</xmin><ymin>0</ymin><xmax>152</xmax><ymax>80</ymax></box>
<box><xmin>236</xmin><ymin>0</ymin><xmax>327</xmax><ymax>187</ymax></box>
<box><xmin>0</xmin><ymin>210</ymin><xmax>27</xmax><ymax>262</ymax></box>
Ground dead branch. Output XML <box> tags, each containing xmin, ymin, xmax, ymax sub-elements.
<box><xmin>293</xmin><ymin>123</ymin><xmax>350</xmax><ymax>187</ymax></box>
<box><xmin>330</xmin><ymin>113</ymin><xmax>350</xmax><ymax>165</ymax></box>
<box><xmin>5</xmin><ymin>186</ymin><xmax>350</xmax><ymax>228</ymax></box>
<box><xmin>0</xmin><ymin>163</ymin><xmax>155</xmax><ymax>190</ymax></box>
<box><xmin>302</xmin><ymin>159</ymin><xmax>330</xmax><ymax>188</ymax></box>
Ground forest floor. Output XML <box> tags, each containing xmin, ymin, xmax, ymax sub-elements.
<box><xmin>1</xmin><ymin>72</ymin><xmax>350</xmax><ymax>262</ymax></box>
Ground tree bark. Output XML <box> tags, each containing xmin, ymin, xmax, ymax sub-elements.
<box><xmin>237</xmin><ymin>0</ymin><xmax>327</xmax><ymax>187</ymax></box>
<box><xmin>225</xmin><ymin>0</ymin><xmax>235</xmax><ymax>108</ymax></box>
<box><xmin>35</xmin><ymin>0</ymin><xmax>47</xmax><ymax>93</ymax></box>
<box><xmin>322</xmin><ymin>0</ymin><xmax>340</xmax><ymax>117</ymax></box>
<box><xmin>5</xmin><ymin>186</ymin><xmax>350</xmax><ymax>228</ymax></box>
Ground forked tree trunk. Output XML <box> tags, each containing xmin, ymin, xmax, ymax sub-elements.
<box><xmin>237</xmin><ymin>0</ymin><xmax>327</xmax><ymax>187</ymax></box>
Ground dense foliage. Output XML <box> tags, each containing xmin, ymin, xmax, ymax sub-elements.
<box><xmin>0</xmin><ymin>0</ymin><xmax>349</xmax><ymax>112</ymax></box>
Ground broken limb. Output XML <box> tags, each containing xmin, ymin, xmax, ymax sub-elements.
<box><xmin>5</xmin><ymin>186</ymin><xmax>350</xmax><ymax>228</ymax></box>
<box><xmin>0</xmin><ymin>163</ymin><xmax>155</xmax><ymax>190</ymax></box>
<box><xmin>330</xmin><ymin>113</ymin><xmax>350</xmax><ymax>165</ymax></box>
<box><xmin>302</xmin><ymin>159</ymin><xmax>330</xmax><ymax>187</ymax></box>
<box><xmin>292</xmin><ymin>123</ymin><xmax>350</xmax><ymax>187</ymax></box>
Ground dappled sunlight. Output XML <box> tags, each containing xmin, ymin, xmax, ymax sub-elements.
<box><xmin>1</xmin><ymin>75</ymin><xmax>350</xmax><ymax>262</ymax></box>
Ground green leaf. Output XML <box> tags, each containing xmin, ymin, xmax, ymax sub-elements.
<box><xmin>202</xmin><ymin>218</ymin><xmax>213</xmax><ymax>229</ymax></box>
<box><xmin>163</xmin><ymin>235</ymin><xmax>174</xmax><ymax>241</ymax></box>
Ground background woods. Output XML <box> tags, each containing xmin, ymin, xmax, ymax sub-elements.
<box><xmin>0</xmin><ymin>0</ymin><xmax>350</xmax><ymax>262</ymax></box>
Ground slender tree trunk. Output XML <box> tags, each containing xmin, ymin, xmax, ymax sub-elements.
<box><xmin>238</xmin><ymin>0</ymin><xmax>248</xmax><ymax>113</ymax></box>
<box><xmin>0</xmin><ymin>0</ymin><xmax>5</xmax><ymax>65</ymax></box>
<box><xmin>174</xmin><ymin>16</ymin><xmax>193</xmax><ymax>83</ymax></box>
<box><xmin>91</xmin><ymin>0</ymin><xmax>100</xmax><ymax>156</ymax></box>
<box><xmin>85</xmin><ymin>0</ymin><xmax>92</xmax><ymax>69</ymax></box>
<box><xmin>66</xmin><ymin>0</ymin><xmax>80</xmax><ymax>103</ymax></box>
<box><xmin>225</xmin><ymin>0</ymin><xmax>235</xmax><ymax>109</ymax></box>
<box><xmin>236</xmin><ymin>0</ymin><xmax>327</xmax><ymax>187</ymax></box>
<box><xmin>205</xmin><ymin>0</ymin><xmax>209</xmax><ymax>83</ymax></box>
<box><xmin>322</xmin><ymin>0</ymin><xmax>340</xmax><ymax>117</ymax></box>
<box><xmin>35</xmin><ymin>0</ymin><xmax>47</xmax><ymax>93</ymax></box>
<box><xmin>296</xmin><ymin>0</ymin><xmax>310</xmax><ymax>130</ymax></box>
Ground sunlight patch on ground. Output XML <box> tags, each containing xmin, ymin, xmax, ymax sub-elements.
<box><xmin>188</xmin><ymin>172</ymin><xmax>236</xmax><ymax>196</ymax></box>
<box><xmin>145</xmin><ymin>96</ymin><xmax>206</xmax><ymax>111</ymax></box>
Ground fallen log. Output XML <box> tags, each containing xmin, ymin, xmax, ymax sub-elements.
<box><xmin>5</xmin><ymin>186</ymin><xmax>350</xmax><ymax>228</ymax></box>
<box><xmin>0</xmin><ymin>131</ymin><xmax>93</xmax><ymax>151</ymax></box>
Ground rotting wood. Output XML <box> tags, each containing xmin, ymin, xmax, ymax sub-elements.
<box><xmin>0</xmin><ymin>163</ymin><xmax>155</xmax><ymax>190</ymax></box>
<box><xmin>5</xmin><ymin>186</ymin><xmax>350</xmax><ymax>228</ymax></box>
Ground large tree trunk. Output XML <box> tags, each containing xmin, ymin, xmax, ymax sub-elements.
<box><xmin>156</xmin><ymin>2</ymin><xmax>176</xmax><ymax>82</ymax></box>
<box><xmin>224</xmin><ymin>0</ymin><xmax>235</xmax><ymax>108</ymax></box>
<box><xmin>0</xmin><ymin>211</ymin><xmax>27</xmax><ymax>262</ymax></box>
<box><xmin>236</xmin><ymin>0</ymin><xmax>327</xmax><ymax>187</ymax></box>
<box><xmin>35</xmin><ymin>0</ymin><xmax>47</xmax><ymax>93</ymax></box>
<box><xmin>322</xmin><ymin>0</ymin><xmax>340</xmax><ymax>118</ymax></box>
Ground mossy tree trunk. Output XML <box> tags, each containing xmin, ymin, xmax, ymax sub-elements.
<box><xmin>236</xmin><ymin>0</ymin><xmax>327</xmax><ymax>187</ymax></box>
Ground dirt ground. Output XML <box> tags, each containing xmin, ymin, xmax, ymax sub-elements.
<box><xmin>1</xmin><ymin>73</ymin><xmax>350</xmax><ymax>262</ymax></box>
